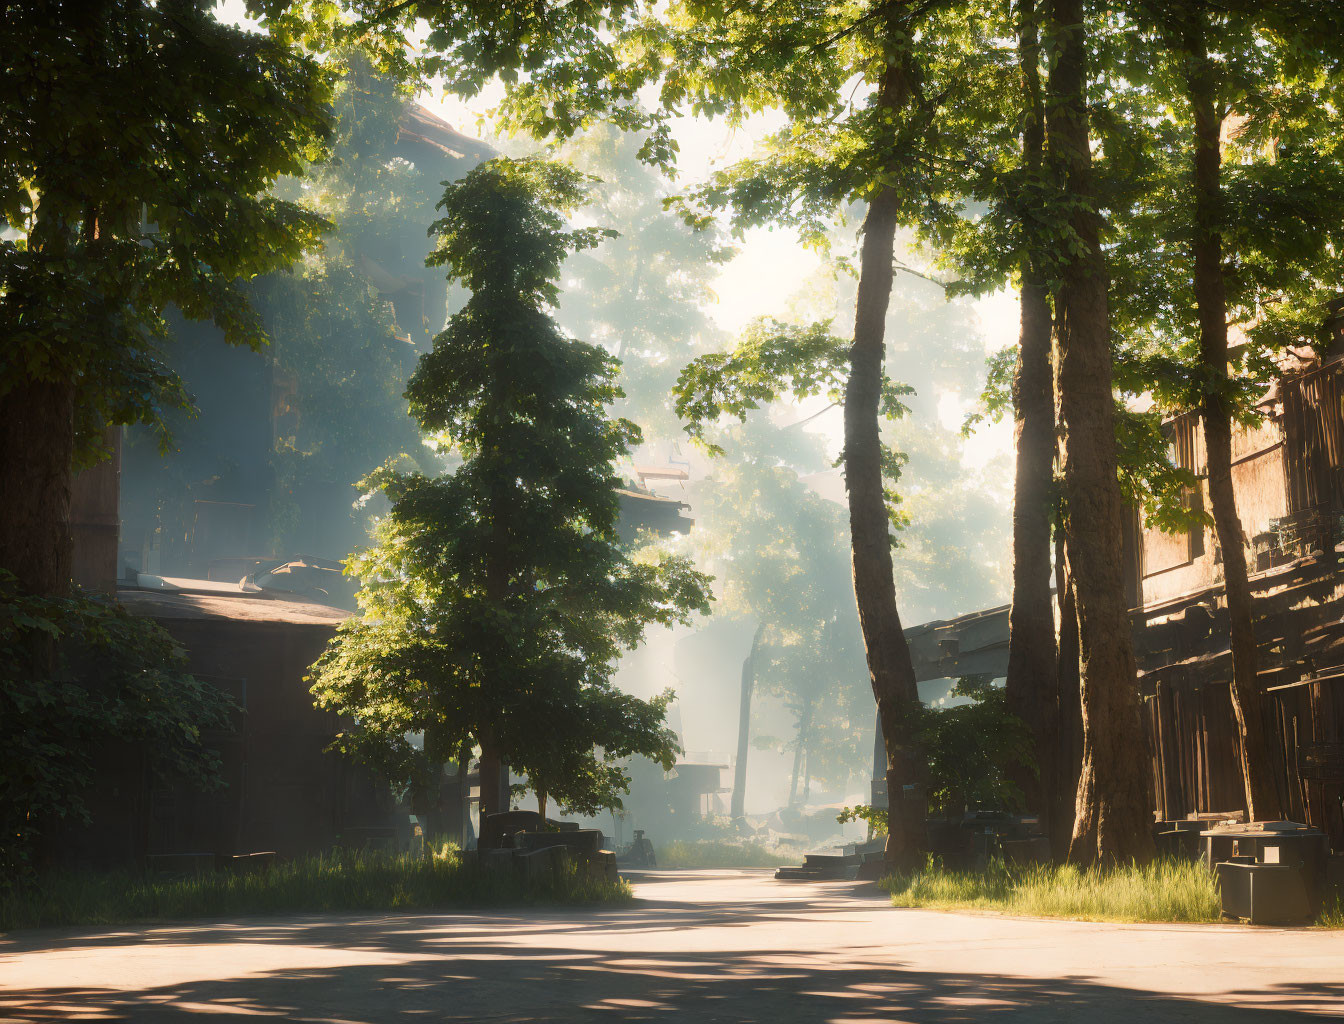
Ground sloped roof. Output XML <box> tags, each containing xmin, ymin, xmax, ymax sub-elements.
<box><xmin>119</xmin><ymin>587</ymin><xmax>350</xmax><ymax>626</ymax></box>
<box><xmin>397</xmin><ymin>103</ymin><xmax>494</xmax><ymax>163</ymax></box>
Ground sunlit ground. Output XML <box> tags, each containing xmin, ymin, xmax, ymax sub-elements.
<box><xmin>2</xmin><ymin>869</ymin><xmax>1341</xmax><ymax>1022</ymax></box>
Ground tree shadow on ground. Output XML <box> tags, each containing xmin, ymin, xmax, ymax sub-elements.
<box><xmin>3</xmin><ymin>943</ymin><xmax>1340</xmax><ymax>1022</ymax></box>
<box><xmin>4</xmin><ymin>880</ymin><xmax>1342</xmax><ymax>1023</ymax></box>
<box><xmin>0</xmin><ymin>873</ymin><xmax>888</xmax><ymax>955</ymax></box>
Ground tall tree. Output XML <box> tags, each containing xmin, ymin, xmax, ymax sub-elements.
<box><xmin>1179</xmin><ymin>4</ymin><xmax>1278</xmax><ymax>822</ymax></box>
<box><xmin>674</xmin><ymin>315</ymin><xmax>918</xmax><ymax>834</ymax></box>
<box><xmin>0</xmin><ymin>0</ymin><xmax>330</xmax><ymax>602</ymax></box>
<box><xmin>730</xmin><ymin>623</ymin><xmax>764</xmax><ymax>821</ymax></box>
<box><xmin>1004</xmin><ymin>0</ymin><xmax>1060</xmax><ymax>829</ymax></box>
<box><xmin>937</xmin><ymin>0</ymin><xmax>1060</xmax><ymax>827</ymax></box>
<box><xmin>309</xmin><ymin>158</ymin><xmax>710</xmax><ymax>828</ymax></box>
<box><xmin>478</xmin><ymin>0</ymin><xmax>1005</xmax><ymax>864</ymax></box>
<box><xmin>1044</xmin><ymin>0</ymin><xmax>1154</xmax><ymax>864</ymax></box>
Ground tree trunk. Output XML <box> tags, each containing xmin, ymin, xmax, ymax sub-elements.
<box><xmin>1005</xmin><ymin>0</ymin><xmax>1059</xmax><ymax>827</ymax></box>
<box><xmin>479</xmin><ymin>505</ymin><xmax>510</xmax><ymax>843</ymax></box>
<box><xmin>537</xmin><ymin>787</ymin><xmax>548</xmax><ymax>819</ymax></box>
<box><xmin>1183</xmin><ymin>15</ymin><xmax>1281</xmax><ymax>822</ymax></box>
<box><xmin>1045</xmin><ymin>0</ymin><xmax>1155</xmax><ymax>865</ymax></box>
<box><xmin>846</xmin><ymin>174</ymin><xmax>927</xmax><ymax>866</ymax></box>
<box><xmin>1052</xmin><ymin>529</ymin><xmax>1083</xmax><ymax>863</ymax></box>
<box><xmin>788</xmin><ymin>701</ymin><xmax>814</xmax><ymax>809</ymax></box>
<box><xmin>802</xmin><ymin>741</ymin><xmax>812</xmax><ymax>803</ymax></box>
<box><xmin>730</xmin><ymin>624</ymin><xmax>763</xmax><ymax>821</ymax></box>
<box><xmin>477</xmin><ymin>733</ymin><xmax>504</xmax><ymax>843</ymax></box>
<box><xmin>841</xmin><ymin>18</ymin><xmax>928</xmax><ymax>866</ymax></box>
<box><xmin>0</xmin><ymin>378</ymin><xmax>76</xmax><ymax>601</ymax></box>
<box><xmin>457</xmin><ymin>743</ymin><xmax>472</xmax><ymax>845</ymax></box>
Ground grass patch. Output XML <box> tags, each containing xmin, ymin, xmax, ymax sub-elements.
<box><xmin>0</xmin><ymin>848</ymin><xmax>631</xmax><ymax>932</ymax></box>
<box><xmin>1317</xmin><ymin>889</ymin><xmax>1344</xmax><ymax>929</ymax></box>
<box><xmin>880</xmin><ymin>857</ymin><xmax>1221</xmax><ymax>924</ymax></box>
<box><xmin>656</xmin><ymin>839</ymin><xmax>795</xmax><ymax>869</ymax></box>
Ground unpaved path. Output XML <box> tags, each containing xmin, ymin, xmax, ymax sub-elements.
<box><xmin>1</xmin><ymin>868</ymin><xmax>1340</xmax><ymax>1021</ymax></box>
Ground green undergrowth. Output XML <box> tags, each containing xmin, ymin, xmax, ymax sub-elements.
<box><xmin>880</xmin><ymin>857</ymin><xmax>1223</xmax><ymax>923</ymax></box>
<box><xmin>657</xmin><ymin>839</ymin><xmax>795</xmax><ymax>869</ymax></box>
<box><xmin>1316</xmin><ymin>889</ymin><xmax>1344</xmax><ymax>929</ymax></box>
<box><xmin>0</xmin><ymin>848</ymin><xmax>631</xmax><ymax>932</ymax></box>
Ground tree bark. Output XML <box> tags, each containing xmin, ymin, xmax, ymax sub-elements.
<box><xmin>536</xmin><ymin>787</ymin><xmax>548</xmax><ymax>819</ymax></box>
<box><xmin>1006</xmin><ymin>0</ymin><xmax>1059</xmax><ymax>828</ymax></box>
<box><xmin>1183</xmin><ymin>13</ymin><xmax>1281</xmax><ymax>822</ymax></box>
<box><xmin>0</xmin><ymin>378</ymin><xmax>76</xmax><ymax>602</ymax></box>
<box><xmin>846</xmin><ymin>168</ymin><xmax>927</xmax><ymax>866</ymax></box>
<box><xmin>1045</xmin><ymin>0</ymin><xmax>1155</xmax><ymax>865</ymax></box>
<box><xmin>730</xmin><ymin>623</ymin><xmax>763</xmax><ymax>821</ymax></box>
<box><xmin>838</xmin><ymin>7</ymin><xmax>931</xmax><ymax>867</ymax></box>
<box><xmin>1052</xmin><ymin>529</ymin><xmax>1083</xmax><ymax>863</ymax></box>
<box><xmin>788</xmin><ymin>701</ymin><xmax>814</xmax><ymax>809</ymax></box>
<box><xmin>477</xmin><ymin>733</ymin><xmax>504</xmax><ymax>843</ymax></box>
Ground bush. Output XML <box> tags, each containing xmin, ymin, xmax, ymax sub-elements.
<box><xmin>0</xmin><ymin>848</ymin><xmax>631</xmax><ymax>931</ymax></box>
<box><xmin>840</xmin><ymin>676</ymin><xmax>1035</xmax><ymax>832</ymax></box>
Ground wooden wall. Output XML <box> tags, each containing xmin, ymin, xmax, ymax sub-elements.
<box><xmin>1138</xmin><ymin>360</ymin><xmax>1344</xmax><ymax>607</ymax></box>
<box><xmin>1138</xmin><ymin>553</ymin><xmax>1344</xmax><ymax>850</ymax></box>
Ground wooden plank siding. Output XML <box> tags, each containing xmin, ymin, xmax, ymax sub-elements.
<box><xmin>1135</xmin><ymin>355</ymin><xmax>1344</xmax><ymax>848</ymax></box>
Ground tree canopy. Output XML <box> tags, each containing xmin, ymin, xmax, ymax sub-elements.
<box><xmin>1</xmin><ymin>0</ymin><xmax>332</xmax><ymax>599</ymax></box>
<box><xmin>1</xmin><ymin>0</ymin><xmax>332</xmax><ymax>462</ymax></box>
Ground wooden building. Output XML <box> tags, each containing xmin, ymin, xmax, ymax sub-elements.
<box><xmin>1135</xmin><ymin>317</ymin><xmax>1344</xmax><ymax>849</ymax></box>
<box><xmin>52</xmin><ymin>582</ymin><xmax>401</xmax><ymax>869</ymax></box>
<box><xmin>898</xmin><ymin>307</ymin><xmax>1344</xmax><ymax>849</ymax></box>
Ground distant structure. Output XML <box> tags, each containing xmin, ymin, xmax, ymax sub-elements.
<box><xmin>616</xmin><ymin>481</ymin><xmax>694</xmax><ymax>541</ymax></box>
<box><xmin>116</xmin><ymin>103</ymin><xmax>487</xmax><ymax>587</ymax></box>
<box><xmin>616</xmin><ymin>462</ymin><xmax>694</xmax><ymax>541</ymax></box>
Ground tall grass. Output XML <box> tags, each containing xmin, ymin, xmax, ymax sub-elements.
<box><xmin>0</xmin><ymin>849</ymin><xmax>631</xmax><ymax>932</ymax></box>
<box><xmin>1317</xmin><ymin>888</ymin><xmax>1344</xmax><ymax>929</ymax></box>
<box><xmin>656</xmin><ymin>840</ymin><xmax>794</xmax><ymax>869</ymax></box>
<box><xmin>881</xmin><ymin>858</ymin><xmax>1222</xmax><ymax>923</ymax></box>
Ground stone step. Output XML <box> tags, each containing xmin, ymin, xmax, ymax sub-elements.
<box><xmin>774</xmin><ymin>867</ymin><xmax>826</xmax><ymax>880</ymax></box>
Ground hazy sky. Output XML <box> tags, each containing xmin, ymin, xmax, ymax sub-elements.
<box><xmin>212</xmin><ymin>0</ymin><xmax>1016</xmax><ymax>467</ymax></box>
<box><xmin>208</xmin><ymin>3</ymin><xmax>1016</xmax><ymax>811</ymax></box>
<box><xmin>427</xmin><ymin>88</ymin><xmax>1019</xmax><ymax>471</ymax></box>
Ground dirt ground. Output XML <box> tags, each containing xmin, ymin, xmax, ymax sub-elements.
<box><xmin>1</xmin><ymin>868</ymin><xmax>1341</xmax><ymax>1022</ymax></box>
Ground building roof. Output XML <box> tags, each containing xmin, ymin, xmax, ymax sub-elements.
<box><xmin>615</xmin><ymin>487</ymin><xmax>687</xmax><ymax>506</ymax></box>
<box><xmin>616</xmin><ymin>487</ymin><xmax>695</xmax><ymax>538</ymax></box>
<box><xmin>119</xmin><ymin>587</ymin><xmax>351</xmax><ymax>626</ymax></box>
<box><xmin>396</xmin><ymin>103</ymin><xmax>494</xmax><ymax>163</ymax></box>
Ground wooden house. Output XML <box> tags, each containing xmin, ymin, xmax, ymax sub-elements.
<box><xmin>1134</xmin><ymin>312</ymin><xmax>1344</xmax><ymax>846</ymax></box>
<box><xmin>894</xmin><ymin>305</ymin><xmax>1344</xmax><ymax>848</ymax></box>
